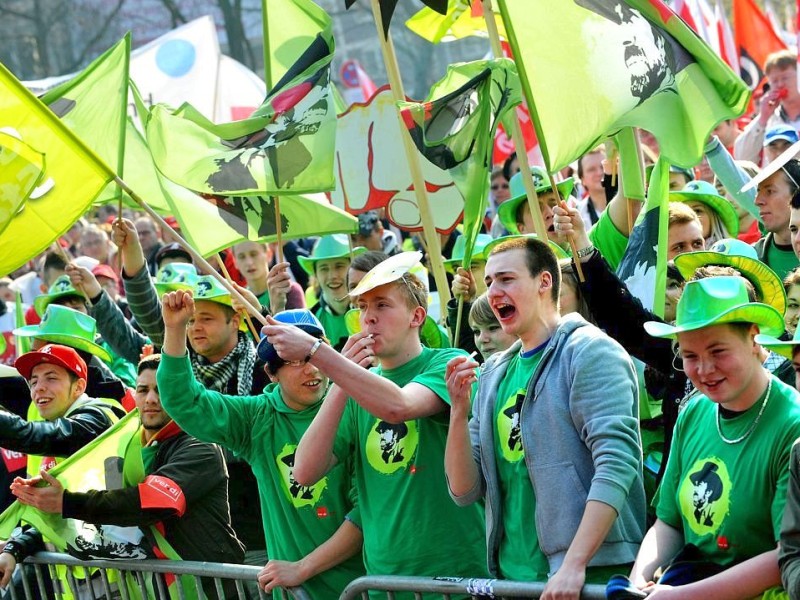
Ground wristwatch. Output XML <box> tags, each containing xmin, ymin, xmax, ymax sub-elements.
<box><xmin>576</xmin><ymin>244</ymin><xmax>596</xmax><ymax>259</ymax></box>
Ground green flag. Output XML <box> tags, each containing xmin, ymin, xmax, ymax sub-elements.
<box><xmin>0</xmin><ymin>131</ymin><xmax>44</xmax><ymax>235</ymax></box>
<box><xmin>147</xmin><ymin>30</ymin><xmax>336</xmax><ymax>197</ymax></box>
<box><xmin>497</xmin><ymin>0</ymin><xmax>750</xmax><ymax>170</ymax></box>
<box><xmin>398</xmin><ymin>59</ymin><xmax>521</xmax><ymax>269</ymax></box>
<box><xmin>616</xmin><ymin>157</ymin><xmax>669</xmax><ymax>318</ymax></box>
<box><xmin>262</xmin><ymin>0</ymin><xmax>330</xmax><ymax>88</ymax></box>
<box><xmin>0</xmin><ymin>62</ymin><xmax>114</xmax><ymax>277</ymax></box>
<box><xmin>41</xmin><ymin>35</ymin><xmax>130</xmax><ymax>204</ymax></box>
<box><xmin>0</xmin><ymin>410</ymin><xmax>141</xmax><ymax>546</ymax></box>
<box><xmin>14</xmin><ymin>291</ymin><xmax>30</xmax><ymax>357</ymax></box>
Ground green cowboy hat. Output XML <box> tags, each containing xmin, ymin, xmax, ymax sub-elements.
<box><xmin>344</xmin><ymin>308</ymin><xmax>450</xmax><ymax>349</ymax></box>
<box><xmin>483</xmin><ymin>234</ymin><xmax>570</xmax><ymax>260</ymax></box>
<box><xmin>154</xmin><ymin>263</ymin><xmax>199</xmax><ymax>297</ymax></box>
<box><xmin>297</xmin><ymin>234</ymin><xmax>366</xmax><ymax>276</ymax></box>
<box><xmin>673</xmin><ymin>238</ymin><xmax>786</xmax><ymax>316</ymax></box>
<box><xmin>34</xmin><ymin>275</ymin><xmax>86</xmax><ymax>317</ymax></box>
<box><xmin>645</xmin><ymin>163</ymin><xmax>694</xmax><ymax>186</ymax></box>
<box><xmin>755</xmin><ymin>328</ymin><xmax>800</xmax><ymax>360</ymax></box>
<box><xmin>670</xmin><ymin>180</ymin><xmax>740</xmax><ymax>238</ymax></box>
<box><xmin>644</xmin><ymin>276</ymin><xmax>784</xmax><ymax>339</ymax></box>
<box><xmin>498</xmin><ymin>167</ymin><xmax>574</xmax><ymax>235</ymax></box>
<box><xmin>444</xmin><ymin>234</ymin><xmax>494</xmax><ymax>274</ymax></box>
<box><xmin>14</xmin><ymin>304</ymin><xmax>112</xmax><ymax>362</ymax></box>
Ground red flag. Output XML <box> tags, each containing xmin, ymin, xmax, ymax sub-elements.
<box><xmin>716</xmin><ymin>0</ymin><xmax>740</xmax><ymax>73</ymax></box>
<box><xmin>339</xmin><ymin>59</ymin><xmax>377</xmax><ymax>105</ymax></box>
<box><xmin>733</xmin><ymin>0</ymin><xmax>787</xmax><ymax>90</ymax></box>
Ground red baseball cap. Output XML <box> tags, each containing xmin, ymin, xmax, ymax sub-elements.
<box><xmin>15</xmin><ymin>344</ymin><xmax>88</xmax><ymax>381</ymax></box>
<box><xmin>92</xmin><ymin>263</ymin><xmax>119</xmax><ymax>284</ymax></box>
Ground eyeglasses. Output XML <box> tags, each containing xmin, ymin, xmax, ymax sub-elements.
<box><xmin>491</xmin><ymin>183</ymin><xmax>509</xmax><ymax>190</ymax></box>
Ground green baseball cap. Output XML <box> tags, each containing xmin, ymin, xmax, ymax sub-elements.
<box><xmin>673</xmin><ymin>238</ymin><xmax>786</xmax><ymax>316</ymax></box>
<box><xmin>498</xmin><ymin>167</ymin><xmax>574</xmax><ymax>235</ymax></box>
<box><xmin>34</xmin><ymin>275</ymin><xmax>86</xmax><ymax>317</ymax></box>
<box><xmin>644</xmin><ymin>276</ymin><xmax>784</xmax><ymax>339</ymax></box>
<box><xmin>154</xmin><ymin>263</ymin><xmax>199</xmax><ymax>297</ymax></box>
<box><xmin>14</xmin><ymin>304</ymin><xmax>112</xmax><ymax>362</ymax></box>
<box><xmin>670</xmin><ymin>180</ymin><xmax>740</xmax><ymax>238</ymax></box>
<box><xmin>297</xmin><ymin>234</ymin><xmax>366</xmax><ymax>276</ymax></box>
<box><xmin>444</xmin><ymin>234</ymin><xmax>494</xmax><ymax>274</ymax></box>
<box><xmin>484</xmin><ymin>234</ymin><xmax>570</xmax><ymax>260</ymax></box>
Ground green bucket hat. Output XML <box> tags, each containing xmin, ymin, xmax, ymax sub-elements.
<box><xmin>154</xmin><ymin>263</ymin><xmax>199</xmax><ymax>297</ymax></box>
<box><xmin>673</xmin><ymin>238</ymin><xmax>786</xmax><ymax>315</ymax></box>
<box><xmin>344</xmin><ymin>308</ymin><xmax>450</xmax><ymax>349</ymax></box>
<box><xmin>644</xmin><ymin>276</ymin><xmax>784</xmax><ymax>339</ymax></box>
<box><xmin>13</xmin><ymin>304</ymin><xmax>111</xmax><ymax>362</ymax></box>
<box><xmin>444</xmin><ymin>234</ymin><xmax>494</xmax><ymax>274</ymax></box>
<box><xmin>670</xmin><ymin>180</ymin><xmax>740</xmax><ymax>238</ymax></box>
<box><xmin>297</xmin><ymin>234</ymin><xmax>366</xmax><ymax>276</ymax></box>
<box><xmin>34</xmin><ymin>275</ymin><xmax>86</xmax><ymax>317</ymax></box>
<box><xmin>484</xmin><ymin>234</ymin><xmax>570</xmax><ymax>260</ymax></box>
<box><xmin>498</xmin><ymin>167</ymin><xmax>574</xmax><ymax>235</ymax></box>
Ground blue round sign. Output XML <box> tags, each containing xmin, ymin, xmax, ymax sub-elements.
<box><xmin>155</xmin><ymin>39</ymin><xmax>196</xmax><ymax>77</ymax></box>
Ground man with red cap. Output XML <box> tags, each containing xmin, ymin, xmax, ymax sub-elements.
<box><xmin>2</xmin><ymin>344</ymin><xmax>125</xmax><ymax>474</ymax></box>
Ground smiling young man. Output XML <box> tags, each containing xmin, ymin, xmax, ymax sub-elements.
<box><xmin>443</xmin><ymin>237</ymin><xmax>645</xmax><ymax>600</ymax></box>
<box><xmin>298</xmin><ymin>235</ymin><xmax>366</xmax><ymax>351</ymax></box>
<box><xmin>279</xmin><ymin>253</ymin><xmax>488</xmax><ymax>590</ymax></box>
<box><xmin>157</xmin><ymin>304</ymin><xmax>365</xmax><ymax>598</ymax></box>
<box><xmin>1</xmin><ymin>344</ymin><xmax>125</xmax><ymax>472</ymax></box>
<box><xmin>754</xmin><ymin>158</ymin><xmax>800</xmax><ymax>279</ymax></box>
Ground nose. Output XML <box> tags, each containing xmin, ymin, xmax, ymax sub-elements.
<box><xmin>695</xmin><ymin>356</ymin><xmax>715</xmax><ymax>377</ymax></box>
<box><xmin>145</xmin><ymin>389</ymin><xmax>160</xmax><ymax>406</ymax></box>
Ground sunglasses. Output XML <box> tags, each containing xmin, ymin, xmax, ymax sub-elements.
<box><xmin>491</xmin><ymin>183</ymin><xmax>509</xmax><ymax>190</ymax></box>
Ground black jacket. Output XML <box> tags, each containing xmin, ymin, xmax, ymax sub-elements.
<box><xmin>62</xmin><ymin>422</ymin><xmax>245</xmax><ymax>565</ymax></box>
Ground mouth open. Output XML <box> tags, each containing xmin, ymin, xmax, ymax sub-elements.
<box><xmin>303</xmin><ymin>379</ymin><xmax>322</xmax><ymax>389</ymax></box>
<box><xmin>495</xmin><ymin>303</ymin><xmax>516</xmax><ymax>320</ymax></box>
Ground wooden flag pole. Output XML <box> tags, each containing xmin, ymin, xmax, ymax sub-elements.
<box><xmin>274</xmin><ymin>196</ymin><xmax>285</xmax><ymax>264</ymax></box>
<box><xmin>480</xmin><ymin>0</ymin><xmax>548</xmax><ymax>243</ymax></box>
<box><xmin>368</xmin><ymin>0</ymin><xmax>452</xmax><ymax>306</ymax></box>
<box><xmin>214</xmin><ymin>253</ymin><xmax>262</xmax><ymax>340</ymax></box>
<box><xmin>114</xmin><ymin>175</ymin><xmax>267</xmax><ymax>326</ymax></box>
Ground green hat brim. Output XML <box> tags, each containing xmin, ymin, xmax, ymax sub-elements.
<box><xmin>670</xmin><ymin>191</ymin><xmax>740</xmax><ymax>238</ymax></box>
<box><xmin>484</xmin><ymin>234</ymin><xmax>570</xmax><ymax>260</ymax></box>
<box><xmin>12</xmin><ymin>325</ymin><xmax>112</xmax><ymax>362</ymax></box>
<box><xmin>34</xmin><ymin>290</ymin><xmax>85</xmax><ymax>317</ymax></box>
<box><xmin>644</xmin><ymin>302</ymin><xmax>785</xmax><ymax>340</ymax></box>
<box><xmin>755</xmin><ymin>333</ymin><xmax>800</xmax><ymax>360</ymax></box>
<box><xmin>443</xmin><ymin>254</ymin><xmax>488</xmax><ymax>275</ymax></box>
<box><xmin>193</xmin><ymin>296</ymin><xmax>249</xmax><ymax>332</ymax></box>
<box><xmin>154</xmin><ymin>282</ymin><xmax>195</xmax><ymax>297</ymax></box>
<box><xmin>498</xmin><ymin>179</ymin><xmax>575</xmax><ymax>235</ymax></box>
<box><xmin>673</xmin><ymin>251</ymin><xmax>786</xmax><ymax>315</ymax></box>
<box><xmin>298</xmin><ymin>246</ymin><xmax>367</xmax><ymax>276</ymax></box>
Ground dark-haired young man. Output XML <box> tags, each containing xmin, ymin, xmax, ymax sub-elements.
<box><xmin>755</xmin><ymin>158</ymin><xmax>800</xmax><ymax>278</ymax></box>
<box><xmin>444</xmin><ymin>237</ymin><xmax>645</xmax><ymax>599</ymax></box>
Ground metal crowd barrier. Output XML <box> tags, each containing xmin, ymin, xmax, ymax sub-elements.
<box><xmin>339</xmin><ymin>576</ymin><xmax>608</xmax><ymax>599</ymax></box>
<box><xmin>3</xmin><ymin>551</ymin><xmax>311</xmax><ymax>600</ymax></box>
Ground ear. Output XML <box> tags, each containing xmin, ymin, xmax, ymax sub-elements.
<box><xmin>230</xmin><ymin>312</ymin><xmax>241</xmax><ymax>330</ymax></box>
<box><xmin>266</xmin><ymin>368</ymin><xmax>279</xmax><ymax>384</ymax></box>
<box><xmin>72</xmin><ymin>377</ymin><xmax>87</xmax><ymax>399</ymax></box>
<box><xmin>410</xmin><ymin>305</ymin><xmax>427</xmax><ymax>328</ymax></box>
<box><xmin>538</xmin><ymin>270</ymin><xmax>553</xmax><ymax>295</ymax></box>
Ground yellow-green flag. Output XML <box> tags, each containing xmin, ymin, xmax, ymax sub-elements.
<box><xmin>41</xmin><ymin>35</ymin><xmax>130</xmax><ymax>205</ymax></box>
<box><xmin>262</xmin><ymin>0</ymin><xmax>330</xmax><ymax>88</ymax></box>
<box><xmin>0</xmin><ymin>131</ymin><xmax>44</xmax><ymax>235</ymax></box>
<box><xmin>0</xmin><ymin>62</ymin><xmax>114</xmax><ymax>277</ymax></box>
<box><xmin>406</xmin><ymin>0</ymin><xmax>506</xmax><ymax>43</ymax></box>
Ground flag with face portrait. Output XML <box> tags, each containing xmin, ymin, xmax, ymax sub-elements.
<box><xmin>399</xmin><ymin>59</ymin><xmax>520</xmax><ymax>270</ymax></box>
<box><xmin>146</xmin><ymin>29</ymin><xmax>336</xmax><ymax>196</ymax></box>
<box><xmin>497</xmin><ymin>0</ymin><xmax>750</xmax><ymax>171</ymax></box>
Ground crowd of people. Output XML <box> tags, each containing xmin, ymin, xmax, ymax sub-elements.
<box><xmin>5</xmin><ymin>47</ymin><xmax>800</xmax><ymax>600</ymax></box>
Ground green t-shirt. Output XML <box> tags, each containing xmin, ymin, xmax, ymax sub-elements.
<box><xmin>765</xmin><ymin>240</ymin><xmax>800</xmax><ymax>281</ymax></box>
<box><xmin>494</xmin><ymin>349</ymin><xmax>550</xmax><ymax>581</ymax></box>
<box><xmin>157</xmin><ymin>354</ymin><xmax>365</xmax><ymax>599</ymax></box>
<box><xmin>333</xmin><ymin>347</ymin><xmax>488</xmax><ymax>581</ymax></box>
<box><xmin>313</xmin><ymin>303</ymin><xmax>349</xmax><ymax>350</ymax></box>
<box><xmin>656</xmin><ymin>377</ymin><xmax>800</xmax><ymax>567</ymax></box>
<box><xmin>588</xmin><ymin>209</ymin><xmax>628</xmax><ymax>271</ymax></box>
<box><xmin>256</xmin><ymin>289</ymin><xmax>270</xmax><ymax>308</ymax></box>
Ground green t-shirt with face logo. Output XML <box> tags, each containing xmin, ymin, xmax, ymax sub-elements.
<box><xmin>494</xmin><ymin>350</ymin><xmax>550</xmax><ymax>581</ymax></box>
<box><xmin>656</xmin><ymin>377</ymin><xmax>800</xmax><ymax>567</ymax></box>
<box><xmin>156</xmin><ymin>354</ymin><xmax>364</xmax><ymax>599</ymax></box>
<box><xmin>333</xmin><ymin>346</ymin><xmax>488</xmax><ymax>582</ymax></box>
<box><xmin>313</xmin><ymin>303</ymin><xmax>349</xmax><ymax>351</ymax></box>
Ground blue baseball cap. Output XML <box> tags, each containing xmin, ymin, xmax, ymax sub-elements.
<box><xmin>764</xmin><ymin>124</ymin><xmax>799</xmax><ymax>147</ymax></box>
<box><xmin>257</xmin><ymin>309</ymin><xmax>325</xmax><ymax>365</ymax></box>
